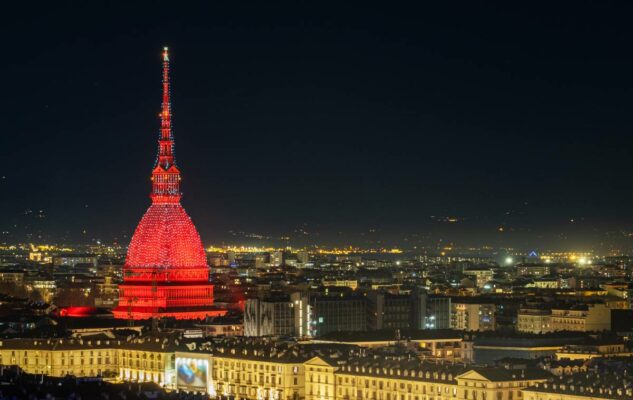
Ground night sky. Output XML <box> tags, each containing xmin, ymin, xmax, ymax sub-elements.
<box><xmin>2</xmin><ymin>2</ymin><xmax>633</xmax><ymax>252</ymax></box>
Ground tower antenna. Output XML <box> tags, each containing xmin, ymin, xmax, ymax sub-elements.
<box><xmin>150</xmin><ymin>46</ymin><xmax>181</xmax><ymax>204</ymax></box>
<box><xmin>158</xmin><ymin>46</ymin><xmax>173</xmax><ymax>168</ymax></box>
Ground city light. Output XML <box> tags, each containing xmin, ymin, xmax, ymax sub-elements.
<box><xmin>2</xmin><ymin>9</ymin><xmax>632</xmax><ymax>399</ymax></box>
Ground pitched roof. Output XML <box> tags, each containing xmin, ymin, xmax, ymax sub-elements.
<box><xmin>462</xmin><ymin>368</ymin><xmax>551</xmax><ymax>382</ymax></box>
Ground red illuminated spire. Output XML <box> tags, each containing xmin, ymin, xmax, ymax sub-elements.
<box><xmin>158</xmin><ymin>46</ymin><xmax>174</xmax><ymax>168</ymax></box>
<box><xmin>113</xmin><ymin>47</ymin><xmax>227</xmax><ymax>320</ymax></box>
<box><xmin>151</xmin><ymin>46</ymin><xmax>181</xmax><ymax>203</ymax></box>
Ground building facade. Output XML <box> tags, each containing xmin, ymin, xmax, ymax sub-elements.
<box><xmin>367</xmin><ymin>292</ymin><xmax>427</xmax><ymax>331</ymax></box>
<box><xmin>426</xmin><ymin>296</ymin><xmax>451</xmax><ymax>330</ymax></box>
<box><xmin>308</xmin><ymin>295</ymin><xmax>367</xmax><ymax>337</ymax></box>
<box><xmin>451</xmin><ymin>302</ymin><xmax>496</xmax><ymax>331</ymax></box>
<box><xmin>0</xmin><ymin>336</ymin><xmax>560</xmax><ymax>400</ymax></box>
<box><xmin>549</xmin><ymin>303</ymin><xmax>611</xmax><ymax>332</ymax></box>
<box><xmin>462</xmin><ymin>268</ymin><xmax>494</xmax><ymax>289</ymax></box>
<box><xmin>245</xmin><ymin>297</ymin><xmax>296</xmax><ymax>337</ymax></box>
<box><xmin>517</xmin><ymin>308</ymin><xmax>552</xmax><ymax>334</ymax></box>
<box><xmin>305</xmin><ymin>356</ymin><xmax>550</xmax><ymax>400</ymax></box>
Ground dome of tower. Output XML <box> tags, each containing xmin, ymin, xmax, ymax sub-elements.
<box><xmin>125</xmin><ymin>203</ymin><xmax>207</xmax><ymax>268</ymax></box>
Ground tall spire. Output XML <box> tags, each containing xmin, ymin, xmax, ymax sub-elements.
<box><xmin>151</xmin><ymin>46</ymin><xmax>181</xmax><ymax>204</ymax></box>
<box><xmin>113</xmin><ymin>46</ymin><xmax>225</xmax><ymax>321</ymax></box>
<box><xmin>157</xmin><ymin>46</ymin><xmax>174</xmax><ymax>169</ymax></box>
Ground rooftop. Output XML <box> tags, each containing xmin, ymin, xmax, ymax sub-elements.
<box><xmin>318</xmin><ymin>329</ymin><xmax>463</xmax><ymax>342</ymax></box>
<box><xmin>524</xmin><ymin>365</ymin><xmax>633</xmax><ymax>400</ymax></box>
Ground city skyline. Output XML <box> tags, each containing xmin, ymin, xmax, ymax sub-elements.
<box><xmin>3</xmin><ymin>3</ymin><xmax>633</xmax><ymax>252</ymax></box>
<box><xmin>1</xmin><ymin>4</ymin><xmax>633</xmax><ymax>398</ymax></box>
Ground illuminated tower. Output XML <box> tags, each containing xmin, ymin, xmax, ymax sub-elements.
<box><xmin>113</xmin><ymin>47</ymin><xmax>226</xmax><ymax>320</ymax></box>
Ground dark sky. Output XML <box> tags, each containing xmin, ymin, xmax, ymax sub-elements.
<box><xmin>2</xmin><ymin>1</ymin><xmax>633</xmax><ymax>252</ymax></box>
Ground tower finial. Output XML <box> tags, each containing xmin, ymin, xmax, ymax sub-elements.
<box><xmin>151</xmin><ymin>46</ymin><xmax>181</xmax><ymax>204</ymax></box>
<box><xmin>157</xmin><ymin>45</ymin><xmax>174</xmax><ymax>167</ymax></box>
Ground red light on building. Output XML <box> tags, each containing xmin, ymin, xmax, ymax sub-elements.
<box><xmin>59</xmin><ymin>307</ymin><xmax>97</xmax><ymax>317</ymax></box>
<box><xmin>112</xmin><ymin>47</ymin><xmax>225</xmax><ymax>320</ymax></box>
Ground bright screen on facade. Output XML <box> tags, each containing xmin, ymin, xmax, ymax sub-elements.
<box><xmin>176</xmin><ymin>357</ymin><xmax>208</xmax><ymax>391</ymax></box>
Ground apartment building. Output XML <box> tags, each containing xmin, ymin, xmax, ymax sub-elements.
<box><xmin>517</xmin><ymin>308</ymin><xmax>552</xmax><ymax>334</ymax></box>
<box><xmin>550</xmin><ymin>303</ymin><xmax>611</xmax><ymax>332</ymax></box>
<box><xmin>451</xmin><ymin>302</ymin><xmax>496</xmax><ymax>331</ymax></box>
<box><xmin>0</xmin><ymin>335</ymin><xmax>554</xmax><ymax>400</ymax></box>
<box><xmin>305</xmin><ymin>356</ymin><xmax>550</xmax><ymax>400</ymax></box>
